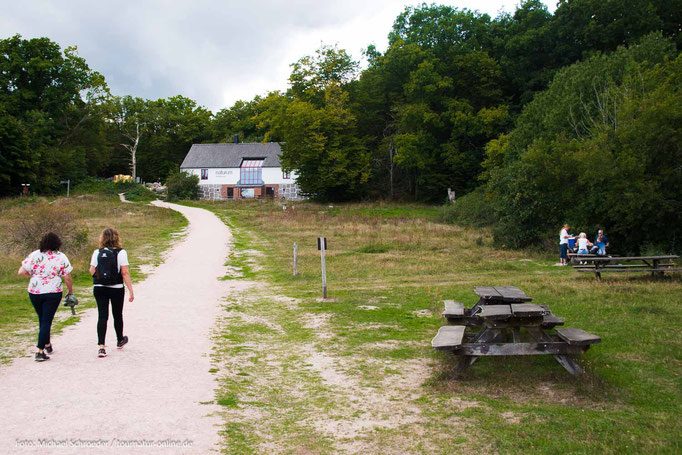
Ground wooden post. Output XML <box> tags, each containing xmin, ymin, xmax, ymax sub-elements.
<box><xmin>318</xmin><ymin>237</ymin><xmax>327</xmax><ymax>299</ymax></box>
<box><xmin>293</xmin><ymin>242</ymin><xmax>298</xmax><ymax>276</ymax></box>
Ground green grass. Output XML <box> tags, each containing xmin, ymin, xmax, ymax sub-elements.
<box><xmin>189</xmin><ymin>199</ymin><xmax>681</xmax><ymax>454</ymax></box>
<box><xmin>0</xmin><ymin>194</ymin><xmax>187</xmax><ymax>363</ymax></box>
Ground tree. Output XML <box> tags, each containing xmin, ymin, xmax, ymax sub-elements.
<box><xmin>0</xmin><ymin>34</ymin><xmax>109</xmax><ymax>195</ymax></box>
<box><xmin>485</xmin><ymin>34</ymin><xmax>682</xmax><ymax>252</ymax></box>
<box><xmin>107</xmin><ymin>96</ymin><xmax>147</xmax><ymax>180</ymax></box>
<box><xmin>279</xmin><ymin>85</ymin><xmax>370</xmax><ymax>201</ymax></box>
<box><xmin>289</xmin><ymin>44</ymin><xmax>358</xmax><ymax>106</ymax></box>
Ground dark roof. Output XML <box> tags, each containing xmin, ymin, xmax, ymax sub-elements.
<box><xmin>180</xmin><ymin>143</ymin><xmax>282</xmax><ymax>168</ymax></box>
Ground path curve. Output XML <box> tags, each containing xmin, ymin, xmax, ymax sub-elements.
<box><xmin>0</xmin><ymin>201</ymin><xmax>231</xmax><ymax>454</ymax></box>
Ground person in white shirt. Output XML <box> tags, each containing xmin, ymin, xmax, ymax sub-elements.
<box><xmin>18</xmin><ymin>232</ymin><xmax>74</xmax><ymax>362</ymax></box>
<box><xmin>559</xmin><ymin>224</ymin><xmax>572</xmax><ymax>265</ymax></box>
<box><xmin>577</xmin><ymin>232</ymin><xmax>593</xmax><ymax>254</ymax></box>
<box><xmin>89</xmin><ymin>227</ymin><xmax>134</xmax><ymax>358</ymax></box>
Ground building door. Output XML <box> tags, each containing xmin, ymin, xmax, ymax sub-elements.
<box><xmin>266</xmin><ymin>187</ymin><xmax>275</xmax><ymax>198</ymax></box>
<box><xmin>227</xmin><ymin>187</ymin><xmax>234</xmax><ymax>199</ymax></box>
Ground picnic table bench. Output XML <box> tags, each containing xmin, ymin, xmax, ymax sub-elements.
<box><xmin>433</xmin><ymin>287</ymin><xmax>600</xmax><ymax>378</ymax></box>
<box><xmin>573</xmin><ymin>255</ymin><xmax>681</xmax><ymax>280</ymax></box>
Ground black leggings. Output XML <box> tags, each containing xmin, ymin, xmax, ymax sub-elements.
<box><xmin>29</xmin><ymin>292</ymin><xmax>62</xmax><ymax>349</ymax></box>
<box><xmin>94</xmin><ymin>287</ymin><xmax>125</xmax><ymax>345</ymax></box>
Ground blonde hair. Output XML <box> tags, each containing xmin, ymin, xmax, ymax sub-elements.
<box><xmin>99</xmin><ymin>227</ymin><xmax>122</xmax><ymax>249</ymax></box>
<box><xmin>579</xmin><ymin>232</ymin><xmax>587</xmax><ymax>238</ymax></box>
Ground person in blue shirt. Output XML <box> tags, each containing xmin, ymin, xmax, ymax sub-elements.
<box><xmin>590</xmin><ymin>229</ymin><xmax>610</xmax><ymax>255</ymax></box>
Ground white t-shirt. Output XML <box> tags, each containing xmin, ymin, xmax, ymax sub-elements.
<box><xmin>559</xmin><ymin>229</ymin><xmax>569</xmax><ymax>245</ymax></box>
<box><xmin>22</xmin><ymin>250</ymin><xmax>73</xmax><ymax>294</ymax></box>
<box><xmin>90</xmin><ymin>248</ymin><xmax>129</xmax><ymax>288</ymax></box>
<box><xmin>578</xmin><ymin>238</ymin><xmax>589</xmax><ymax>250</ymax></box>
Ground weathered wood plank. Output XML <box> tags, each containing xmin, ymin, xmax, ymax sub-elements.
<box><xmin>476</xmin><ymin>305</ymin><xmax>512</xmax><ymax>320</ymax></box>
<box><xmin>432</xmin><ymin>326</ymin><xmax>466</xmax><ymax>350</ymax></box>
<box><xmin>585</xmin><ymin>255</ymin><xmax>678</xmax><ymax>262</ymax></box>
<box><xmin>511</xmin><ymin>304</ymin><xmax>546</xmax><ymax>318</ymax></box>
<box><xmin>577</xmin><ymin>267</ymin><xmax>682</xmax><ymax>273</ymax></box>
<box><xmin>555</xmin><ymin>328</ymin><xmax>601</xmax><ymax>346</ymax></box>
<box><xmin>455</xmin><ymin>342</ymin><xmax>587</xmax><ymax>356</ymax></box>
<box><xmin>496</xmin><ymin>286</ymin><xmax>532</xmax><ymax>302</ymax></box>
<box><xmin>442</xmin><ymin>300</ymin><xmax>464</xmax><ymax>318</ymax></box>
<box><xmin>541</xmin><ymin>313</ymin><xmax>564</xmax><ymax>329</ymax></box>
<box><xmin>474</xmin><ymin>286</ymin><xmax>503</xmax><ymax>300</ymax></box>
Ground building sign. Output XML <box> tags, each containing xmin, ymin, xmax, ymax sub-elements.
<box><xmin>215</xmin><ymin>170</ymin><xmax>234</xmax><ymax>179</ymax></box>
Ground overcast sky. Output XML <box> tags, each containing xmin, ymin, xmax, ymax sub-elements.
<box><xmin>1</xmin><ymin>1</ymin><xmax>556</xmax><ymax>113</ymax></box>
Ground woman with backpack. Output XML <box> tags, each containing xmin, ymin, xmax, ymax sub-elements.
<box><xmin>18</xmin><ymin>232</ymin><xmax>74</xmax><ymax>362</ymax></box>
<box><xmin>90</xmin><ymin>227</ymin><xmax>134</xmax><ymax>358</ymax></box>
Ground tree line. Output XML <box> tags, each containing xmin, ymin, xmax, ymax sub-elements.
<box><xmin>1</xmin><ymin>0</ymin><xmax>680</xmax><ymax>251</ymax></box>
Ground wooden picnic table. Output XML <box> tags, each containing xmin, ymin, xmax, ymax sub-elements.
<box><xmin>471</xmin><ymin>286</ymin><xmax>531</xmax><ymax>312</ymax></box>
<box><xmin>433</xmin><ymin>288</ymin><xmax>601</xmax><ymax>378</ymax></box>
<box><xmin>573</xmin><ymin>255</ymin><xmax>680</xmax><ymax>280</ymax></box>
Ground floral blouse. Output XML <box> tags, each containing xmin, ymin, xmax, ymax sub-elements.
<box><xmin>21</xmin><ymin>250</ymin><xmax>73</xmax><ymax>294</ymax></box>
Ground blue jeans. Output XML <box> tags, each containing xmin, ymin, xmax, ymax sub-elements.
<box><xmin>560</xmin><ymin>243</ymin><xmax>568</xmax><ymax>260</ymax></box>
<box><xmin>578</xmin><ymin>249</ymin><xmax>589</xmax><ymax>254</ymax></box>
<box><xmin>29</xmin><ymin>292</ymin><xmax>62</xmax><ymax>349</ymax></box>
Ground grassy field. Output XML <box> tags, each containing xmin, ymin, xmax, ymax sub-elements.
<box><xmin>188</xmin><ymin>200</ymin><xmax>681</xmax><ymax>454</ymax></box>
<box><xmin>0</xmin><ymin>194</ymin><xmax>187</xmax><ymax>363</ymax></box>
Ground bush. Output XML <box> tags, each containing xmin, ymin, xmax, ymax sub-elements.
<box><xmin>73</xmin><ymin>179</ymin><xmax>154</xmax><ymax>201</ymax></box>
<box><xmin>439</xmin><ymin>187</ymin><xmax>496</xmax><ymax>227</ymax></box>
<box><xmin>123</xmin><ymin>185</ymin><xmax>156</xmax><ymax>202</ymax></box>
<box><xmin>4</xmin><ymin>201</ymin><xmax>89</xmax><ymax>256</ymax></box>
<box><xmin>165</xmin><ymin>172</ymin><xmax>199</xmax><ymax>201</ymax></box>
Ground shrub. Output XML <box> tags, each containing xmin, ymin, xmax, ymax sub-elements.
<box><xmin>73</xmin><ymin>179</ymin><xmax>154</xmax><ymax>201</ymax></box>
<box><xmin>4</xmin><ymin>201</ymin><xmax>89</xmax><ymax>255</ymax></box>
<box><xmin>439</xmin><ymin>187</ymin><xmax>496</xmax><ymax>227</ymax></box>
<box><xmin>123</xmin><ymin>185</ymin><xmax>156</xmax><ymax>202</ymax></box>
<box><xmin>165</xmin><ymin>172</ymin><xmax>199</xmax><ymax>201</ymax></box>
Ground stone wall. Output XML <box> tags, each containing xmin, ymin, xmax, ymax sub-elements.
<box><xmin>199</xmin><ymin>184</ymin><xmax>224</xmax><ymax>200</ymax></box>
<box><xmin>278</xmin><ymin>183</ymin><xmax>304</xmax><ymax>200</ymax></box>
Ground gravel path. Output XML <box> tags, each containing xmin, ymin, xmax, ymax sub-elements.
<box><xmin>0</xmin><ymin>201</ymin><xmax>231</xmax><ymax>454</ymax></box>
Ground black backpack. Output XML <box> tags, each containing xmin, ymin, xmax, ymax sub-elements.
<box><xmin>93</xmin><ymin>248</ymin><xmax>123</xmax><ymax>285</ymax></box>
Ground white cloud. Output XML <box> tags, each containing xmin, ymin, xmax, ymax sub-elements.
<box><xmin>0</xmin><ymin>0</ymin><xmax>556</xmax><ymax>112</ymax></box>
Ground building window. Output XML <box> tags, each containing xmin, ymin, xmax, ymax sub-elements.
<box><xmin>240</xmin><ymin>159</ymin><xmax>264</xmax><ymax>185</ymax></box>
<box><xmin>201</xmin><ymin>169</ymin><xmax>208</xmax><ymax>180</ymax></box>
<box><xmin>282</xmin><ymin>170</ymin><xmax>291</xmax><ymax>179</ymax></box>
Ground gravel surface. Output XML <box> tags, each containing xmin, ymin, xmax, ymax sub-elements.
<box><xmin>0</xmin><ymin>201</ymin><xmax>231</xmax><ymax>454</ymax></box>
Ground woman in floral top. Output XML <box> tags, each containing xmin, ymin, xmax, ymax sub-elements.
<box><xmin>18</xmin><ymin>232</ymin><xmax>74</xmax><ymax>362</ymax></box>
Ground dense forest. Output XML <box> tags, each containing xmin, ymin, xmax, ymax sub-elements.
<box><xmin>1</xmin><ymin>0</ymin><xmax>680</xmax><ymax>251</ymax></box>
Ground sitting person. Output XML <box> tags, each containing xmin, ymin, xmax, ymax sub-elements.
<box><xmin>590</xmin><ymin>229</ymin><xmax>610</xmax><ymax>255</ymax></box>
<box><xmin>577</xmin><ymin>232</ymin><xmax>593</xmax><ymax>255</ymax></box>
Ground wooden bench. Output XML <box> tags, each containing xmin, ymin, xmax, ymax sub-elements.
<box><xmin>555</xmin><ymin>328</ymin><xmax>601</xmax><ymax>346</ymax></box>
<box><xmin>573</xmin><ymin>255</ymin><xmax>680</xmax><ymax>280</ymax></box>
<box><xmin>431</xmin><ymin>326</ymin><xmax>465</xmax><ymax>351</ymax></box>
<box><xmin>442</xmin><ymin>300</ymin><xmax>464</xmax><ymax>319</ymax></box>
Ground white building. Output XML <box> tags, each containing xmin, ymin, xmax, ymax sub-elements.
<box><xmin>180</xmin><ymin>142</ymin><xmax>302</xmax><ymax>200</ymax></box>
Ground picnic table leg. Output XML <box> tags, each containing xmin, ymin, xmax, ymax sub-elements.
<box><xmin>512</xmin><ymin>327</ymin><xmax>521</xmax><ymax>343</ymax></box>
<box><xmin>455</xmin><ymin>328</ymin><xmax>499</xmax><ymax>375</ymax></box>
<box><xmin>527</xmin><ymin>328</ymin><xmax>584</xmax><ymax>378</ymax></box>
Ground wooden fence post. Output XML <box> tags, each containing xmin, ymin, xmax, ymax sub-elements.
<box><xmin>293</xmin><ymin>242</ymin><xmax>298</xmax><ymax>276</ymax></box>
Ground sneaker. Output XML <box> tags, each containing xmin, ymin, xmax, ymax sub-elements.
<box><xmin>98</xmin><ymin>348</ymin><xmax>107</xmax><ymax>358</ymax></box>
<box><xmin>116</xmin><ymin>336</ymin><xmax>129</xmax><ymax>349</ymax></box>
<box><xmin>35</xmin><ymin>352</ymin><xmax>50</xmax><ymax>362</ymax></box>
<box><xmin>45</xmin><ymin>344</ymin><xmax>53</xmax><ymax>355</ymax></box>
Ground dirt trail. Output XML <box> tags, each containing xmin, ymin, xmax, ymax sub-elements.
<box><xmin>0</xmin><ymin>201</ymin><xmax>231</xmax><ymax>454</ymax></box>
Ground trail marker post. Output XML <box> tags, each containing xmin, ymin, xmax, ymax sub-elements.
<box><xmin>60</xmin><ymin>180</ymin><xmax>70</xmax><ymax>197</ymax></box>
<box><xmin>318</xmin><ymin>237</ymin><xmax>327</xmax><ymax>299</ymax></box>
<box><xmin>293</xmin><ymin>242</ymin><xmax>298</xmax><ymax>276</ymax></box>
